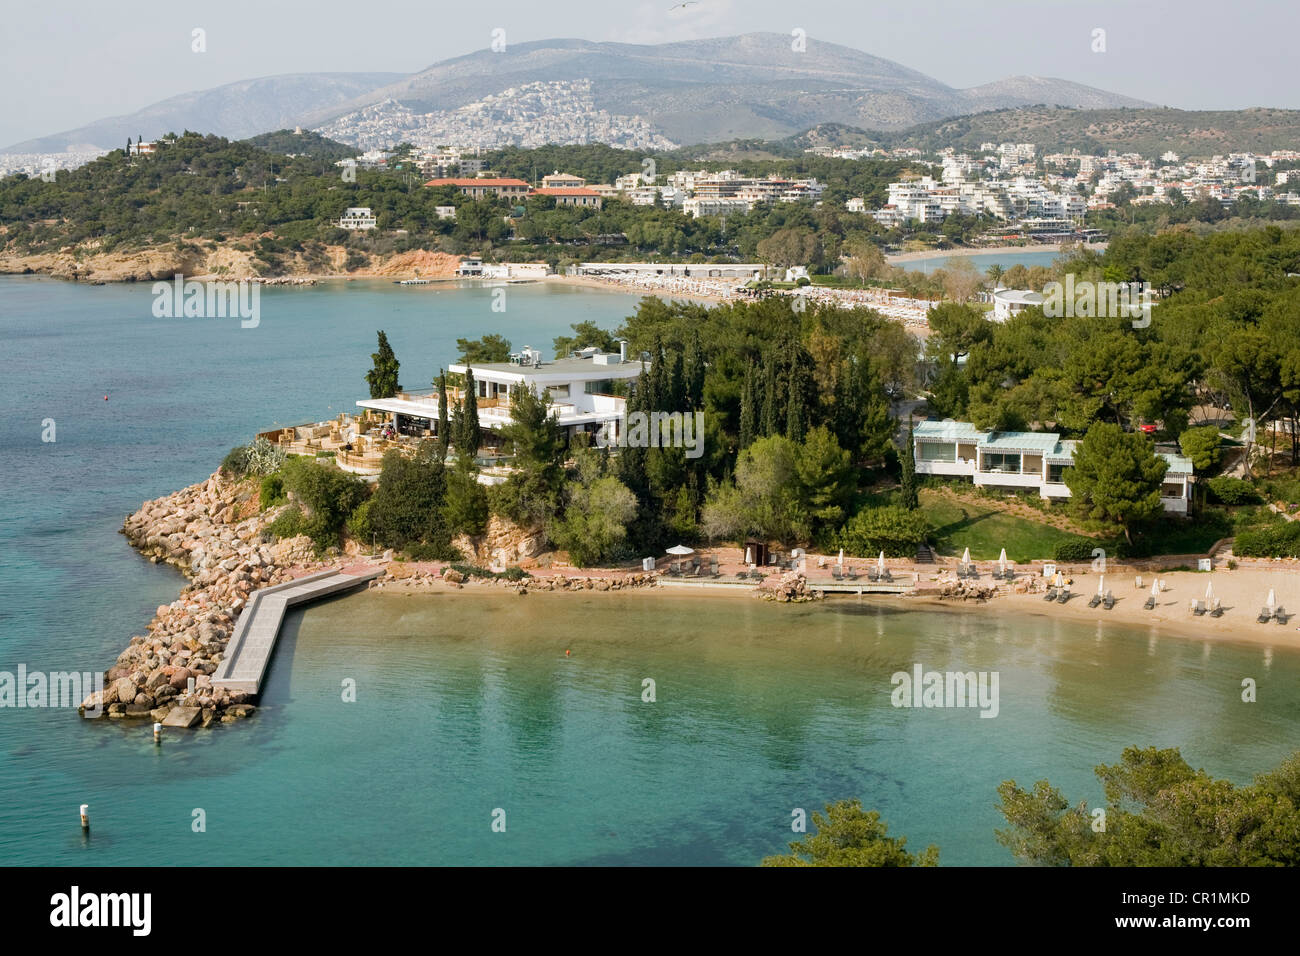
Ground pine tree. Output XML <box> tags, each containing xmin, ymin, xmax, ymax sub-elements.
<box><xmin>666</xmin><ymin>349</ymin><xmax>685</xmax><ymax>413</ymax></box>
<box><xmin>900</xmin><ymin>417</ymin><xmax>919</xmax><ymax>510</ymax></box>
<box><xmin>365</xmin><ymin>330</ymin><xmax>400</xmax><ymax>399</ymax></box>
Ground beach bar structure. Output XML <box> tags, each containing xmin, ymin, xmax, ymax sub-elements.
<box><xmin>912</xmin><ymin>419</ymin><xmax>1193</xmax><ymax>513</ymax></box>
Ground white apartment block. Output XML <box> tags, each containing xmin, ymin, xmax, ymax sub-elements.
<box><xmin>337</xmin><ymin>207</ymin><xmax>377</xmax><ymax>230</ymax></box>
<box><xmin>912</xmin><ymin>420</ymin><xmax>1192</xmax><ymax>513</ymax></box>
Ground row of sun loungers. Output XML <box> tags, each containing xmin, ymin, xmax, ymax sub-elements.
<box><xmin>1257</xmin><ymin>605</ymin><xmax>1288</xmax><ymax>624</ymax></box>
<box><xmin>666</xmin><ymin>558</ymin><xmax>721</xmax><ymax>578</ymax></box>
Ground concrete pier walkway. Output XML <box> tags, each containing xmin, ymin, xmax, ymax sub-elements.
<box><xmin>212</xmin><ymin>567</ymin><xmax>383</xmax><ymax>696</ymax></box>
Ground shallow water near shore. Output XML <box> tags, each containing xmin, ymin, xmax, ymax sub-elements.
<box><xmin>2</xmin><ymin>276</ymin><xmax>1299</xmax><ymax>866</ymax></box>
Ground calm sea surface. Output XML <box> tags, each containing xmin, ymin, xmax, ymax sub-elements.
<box><xmin>1</xmin><ymin>276</ymin><xmax>1297</xmax><ymax>866</ymax></box>
<box><xmin>897</xmin><ymin>250</ymin><xmax>1062</xmax><ymax>274</ymax></box>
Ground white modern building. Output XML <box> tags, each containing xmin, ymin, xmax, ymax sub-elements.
<box><xmin>992</xmin><ymin>288</ymin><xmax>1045</xmax><ymax>321</ymax></box>
<box><xmin>355</xmin><ymin>346</ymin><xmax>646</xmax><ymax>450</ymax></box>
<box><xmin>912</xmin><ymin>420</ymin><xmax>1192</xmax><ymax>512</ymax></box>
<box><xmin>337</xmin><ymin>207</ymin><xmax>377</xmax><ymax>230</ymax></box>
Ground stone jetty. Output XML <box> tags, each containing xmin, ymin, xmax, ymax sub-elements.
<box><xmin>82</xmin><ymin>470</ymin><xmax>328</xmax><ymax>727</ymax></box>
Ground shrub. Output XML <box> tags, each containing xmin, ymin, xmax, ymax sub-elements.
<box><xmin>274</xmin><ymin>456</ymin><xmax>368</xmax><ymax>550</ymax></box>
<box><xmin>347</xmin><ymin>499</ymin><xmax>374</xmax><ymax>544</ymax></box>
<box><xmin>221</xmin><ymin>445</ymin><xmax>251</xmax><ymax>476</ymax></box>
<box><xmin>837</xmin><ymin>505</ymin><xmax>932</xmax><ymax>558</ymax></box>
<box><xmin>1054</xmin><ymin>538</ymin><xmax>1101</xmax><ymax>562</ymax></box>
<box><xmin>266</xmin><ymin>504</ymin><xmax>305</xmax><ymax>540</ymax></box>
<box><xmin>1234</xmin><ymin>521</ymin><xmax>1300</xmax><ymax>558</ymax></box>
<box><xmin>259</xmin><ymin>474</ymin><xmax>287</xmax><ymax>510</ymax></box>
<box><xmin>1206</xmin><ymin>476</ymin><xmax>1262</xmax><ymax>505</ymax></box>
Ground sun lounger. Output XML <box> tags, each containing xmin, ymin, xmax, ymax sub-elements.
<box><xmin>1044</xmin><ymin>587</ymin><xmax>1058</xmax><ymax>602</ymax></box>
<box><xmin>1257</xmin><ymin>607</ymin><xmax>1272</xmax><ymax>623</ymax></box>
<box><xmin>880</xmin><ymin>570</ymin><xmax>893</xmax><ymax>582</ymax></box>
<box><xmin>709</xmin><ymin>558</ymin><xmax>720</xmax><ymax>577</ymax></box>
<box><xmin>1275</xmin><ymin>607</ymin><xmax>1288</xmax><ymax>624</ymax></box>
<box><xmin>1103</xmin><ymin>591</ymin><xmax>1115</xmax><ymax>610</ymax></box>
<box><xmin>1144</xmin><ymin>595</ymin><xmax>1156</xmax><ymax>610</ymax></box>
<box><xmin>1088</xmin><ymin>592</ymin><xmax>1101</xmax><ymax>608</ymax></box>
<box><xmin>846</xmin><ymin>566</ymin><xmax>858</xmax><ymax>581</ymax></box>
<box><xmin>1057</xmin><ymin>587</ymin><xmax>1070</xmax><ymax>604</ymax></box>
<box><xmin>1209</xmin><ymin>601</ymin><xmax>1223</xmax><ymax>618</ymax></box>
<box><xmin>1192</xmin><ymin>600</ymin><xmax>1206</xmax><ymax>616</ymax></box>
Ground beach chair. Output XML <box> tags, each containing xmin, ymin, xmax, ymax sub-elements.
<box><xmin>1088</xmin><ymin>591</ymin><xmax>1102</xmax><ymax>609</ymax></box>
<box><xmin>690</xmin><ymin>556</ymin><xmax>702</xmax><ymax>574</ymax></box>
<box><xmin>1275</xmin><ymin>607</ymin><xmax>1288</xmax><ymax>624</ymax></box>
<box><xmin>1192</xmin><ymin>600</ymin><xmax>1206</xmax><ymax>616</ymax></box>
<box><xmin>866</xmin><ymin>568</ymin><xmax>879</xmax><ymax>582</ymax></box>
<box><xmin>1210</xmin><ymin>599</ymin><xmax>1223</xmax><ymax>618</ymax></box>
<box><xmin>846</xmin><ymin>566</ymin><xmax>858</xmax><ymax>581</ymax></box>
<box><xmin>669</xmin><ymin>562</ymin><xmax>681</xmax><ymax>577</ymax></box>
<box><xmin>831</xmin><ymin>565</ymin><xmax>843</xmax><ymax>581</ymax></box>
<box><xmin>1257</xmin><ymin>606</ymin><xmax>1272</xmax><ymax>623</ymax></box>
<box><xmin>1143</xmin><ymin>594</ymin><xmax>1156</xmax><ymax>610</ymax></box>
<box><xmin>1044</xmin><ymin>587</ymin><xmax>1058</xmax><ymax>602</ymax></box>
<box><xmin>1103</xmin><ymin>590</ymin><xmax>1115</xmax><ymax>610</ymax></box>
<box><xmin>1057</xmin><ymin>587</ymin><xmax>1070</xmax><ymax>604</ymax></box>
<box><xmin>880</xmin><ymin>568</ymin><xmax>893</xmax><ymax>583</ymax></box>
<box><xmin>735</xmin><ymin>568</ymin><xmax>748</xmax><ymax>581</ymax></box>
<box><xmin>709</xmin><ymin>557</ymin><xmax>720</xmax><ymax>578</ymax></box>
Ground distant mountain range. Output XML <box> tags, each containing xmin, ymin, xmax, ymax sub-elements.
<box><xmin>6</xmin><ymin>33</ymin><xmax>1153</xmax><ymax>153</ymax></box>
<box><xmin>4</xmin><ymin>73</ymin><xmax>404</xmax><ymax>154</ymax></box>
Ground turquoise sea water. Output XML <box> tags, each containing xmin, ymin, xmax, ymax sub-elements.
<box><xmin>1</xmin><ymin>276</ymin><xmax>1298</xmax><ymax>866</ymax></box>
<box><xmin>897</xmin><ymin>250</ymin><xmax>1063</xmax><ymax>274</ymax></box>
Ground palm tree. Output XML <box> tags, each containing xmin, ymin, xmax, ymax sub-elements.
<box><xmin>986</xmin><ymin>264</ymin><xmax>1005</xmax><ymax>288</ymax></box>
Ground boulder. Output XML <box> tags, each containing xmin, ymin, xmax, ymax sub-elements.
<box><xmin>161</xmin><ymin>706</ymin><xmax>201</xmax><ymax>728</ymax></box>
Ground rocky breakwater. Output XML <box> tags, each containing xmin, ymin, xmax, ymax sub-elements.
<box><xmin>82</xmin><ymin>470</ymin><xmax>320</xmax><ymax>728</ymax></box>
<box><xmin>754</xmin><ymin>571</ymin><xmax>823</xmax><ymax>603</ymax></box>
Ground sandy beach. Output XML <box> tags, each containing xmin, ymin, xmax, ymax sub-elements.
<box><xmin>886</xmin><ymin>242</ymin><xmax>1106</xmax><ymax>264</ymax></box>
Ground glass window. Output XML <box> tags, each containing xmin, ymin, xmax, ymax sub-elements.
<box><xmin>982</xmin><ymin>452</ymin><xmax>1021</xmax><ymax>473</ymax></box>
<box><xmin>919</xmin><ymin>441</ymin><xmax>956</xmax><ymax>462</ymax></box>
<box><xmin>1047</xmin><ymin>463</ymin><xmax>1067</xmax><ymax>483</ymax></box>
<box><xmin>1161</xmin><ymin>482</ymin><xmax>1184</xmax><ymax>498</ymax></box>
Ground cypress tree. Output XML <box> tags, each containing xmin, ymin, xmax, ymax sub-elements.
<box><xmin>436</xmin><ymin>368</ymin><xmax>449</xmax><ymax>458</ymax></box>
<box><xmin>786</xmin><ymin>364</ymin><xmax>806</xmax><ymax>444</ymax></box>
<box><xmin>739</xmin><ymin>359</ymin><xmax>757</xmax><ymax>449</ymax></box>
<box><xmin>900</xmin><ymin>417</ymin><xmax>919</xmax><ymax>510</ymax></box>
<box><xmin>459</xmin><ymin>366</ymin><xmax>480</xmax><ymax>459</ymax></box>
<box><xmin>365</xmin><ymin>330</ymin><xmax>401</xmax><ymax>399</ymax></box>
<box><xmin>684</xmin><ymin>329</ymin><xmax>705</xmax><ymax>410</ymax></box>
<box><xmin>761</xmin><ymin>353</ymin><xmax>780</xmax><ymax>437</ymax></box>
<box><xmin>666</xmin><ymin>349</ymin><xmax>685</xmax><ymax>413</ymax></box>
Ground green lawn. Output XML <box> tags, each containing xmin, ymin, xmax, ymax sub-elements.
<box><xmin>920</xmin><ymin>490</ymin><xmax>1082</xmax><ymax>562</ymax></box>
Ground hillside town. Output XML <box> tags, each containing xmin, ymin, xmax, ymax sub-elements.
<box><xmin>315</xmin><ymin>79</ymin><xmax>678</xmax><ymax>152</ymax></box>
<box><xmin>823</xmin><ymin>140</ymin><xmax>1300</xmax><ymax>234</ymax></box>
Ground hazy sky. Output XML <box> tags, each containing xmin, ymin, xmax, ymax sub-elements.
<box><xmin>5</xmin><ymin>0</ymin><xmax>1298</xmax><ymax>147</ymax></box>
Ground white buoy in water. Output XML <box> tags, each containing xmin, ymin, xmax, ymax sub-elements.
<box><xmin>80</xmin><ymin>804</ymin><xmax>89</xmax><ymax>830</ymax></box>
<box><xmin>153</xmin><ymin>722</ymin><xmax>162</xmax><ymax>743</ymax></box>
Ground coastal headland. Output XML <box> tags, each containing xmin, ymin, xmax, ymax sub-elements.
<box><xmin>91</xmin><ymin>464</ymin><xmax>1300</xmax><ymax>731</ymax></box>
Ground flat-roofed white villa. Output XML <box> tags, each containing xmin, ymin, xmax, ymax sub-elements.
<box><xmin>355</xmin><ymin>342</ymin><xmax>642</xmax><ymax>447</ymax></box>
<box><xmin>912</xmin><ymin>420</ymin><xmax>1193</xmax><ymax>513</ymax></box>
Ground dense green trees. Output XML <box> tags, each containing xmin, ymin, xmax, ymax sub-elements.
<box><xmin>366</xmin><ymin>444</ymin><xmax>455</xmax><ymax>558</ymax></box>
<box><xmin>267</xmin><ymin>455</ymin><xmax>368</xmax><ymax>550</ymax></box>
<box><xmin>762</xmin><ymin>800</ymin><xmax>939</xmax><ymax>867</ymax></box>
<box><xmin>996</xmin><ymin>746</ymin><xmax>1300</xmax><ymax>866</ymax></box>
<box><xmin>1064</xmin><ymin>424</ymin><xmax>1168</xmax><ymax>543</ymax></box>
<box><xmin>491</xmin><ymin>384</ymin><xmax>565</xmax><ymax>527</ymax></box>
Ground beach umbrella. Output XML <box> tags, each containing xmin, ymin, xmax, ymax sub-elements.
<box><xmin>1151</xmin><ymin>579</ymin><xmax>1160</xmax><ymax>598</ymax></box>
<box><xmin>878</xmin><ymin>551</ymin><xmax>886</xmax><ymax>573</ymax></box>
<box><xmin>1267</xmin><ymin>588</ymin><xmax>1276</xmax><ymax>611</ymax></box>
<box><xmin>837</xmin><ymin>548</ymin><xmax>844</xmax><ymax>566</ymax></box>
<box><xmin>666</xmin><ymin>544</ymin><xmax>694</xmax><ymax>556</ymax></box>
<box><xmin>1205</xmin><ymin>581</ymin><xmax>1214</xmax><ymax>602</ymax></box>
<box><xmin>1054</xmin><ymin>572</ymin><xmax>1064</xmax><ymax>588</ymax></box>
<box><xmin>961</xmin><ymin>547</ymin><xmax>971</xmax><ymax>567</ymax></box>
<box><xmin>744</xmin><ymin>546</ymin><xmax>753</xmax><ymax>565</ymax></box>
<box><xmin>1097</xmin><ymin>575</ymin><xmax>1105</xmax><ymax>596</ymax></box>
<box><xmin>998</xmin><ymin>548</ymin><xmax>1007</xmax><ymax>573</ymax></box>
